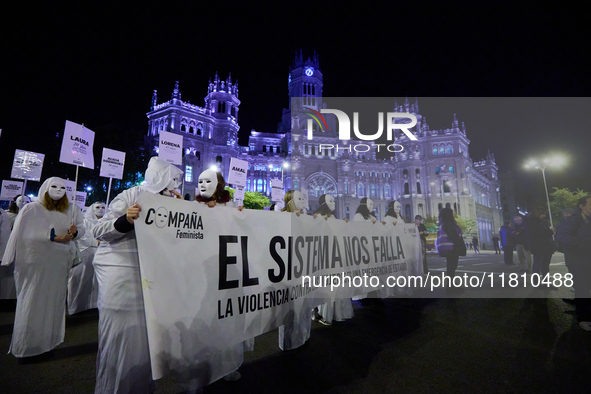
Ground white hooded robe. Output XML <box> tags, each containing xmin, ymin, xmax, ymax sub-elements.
<box><xmin>1</xmin><ymin>177</ymin><xmax>85</xmax><ymax>357</ymax></box>
<box><xmin>67</xmin><ymin>202</ymin><xmax>102</xmax><ymax>314</ymax></box>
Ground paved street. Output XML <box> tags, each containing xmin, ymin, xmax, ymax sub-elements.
<box><xmin>1</xmin><ymin>250</ymin><xmax>590</xmax><ymax>393</ymax></box>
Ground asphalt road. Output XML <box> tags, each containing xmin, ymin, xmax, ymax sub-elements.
<box><xmin>1</xmin><ymin>250</ymin><xmax>589</xmax><ymax>393</ymax></box>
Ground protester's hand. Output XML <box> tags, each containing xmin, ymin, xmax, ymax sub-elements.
<box><xmin>54</xmin><ymin>234</ymin><xmax>74</xmax><ymax>242</ymax></box>
<box><xmin>169</xmin><ymin>190</ymin><xmax>182</xmax><ymax>199</ymax></box>
<box><xmin>126</xmin><ymin>204</ymin><xmax>141</xmax><ymax>224</ymax></box>
<box><xmin>381</xmin><ymin>221</ymin><xmax>387</xmax><ymax>225</ymax></box>
<box><xmin>295</xmin><ymin>210</ymin><xmax>302</xmax><ymax>217</ymax></box>
<box><xmin>68</xmin><ymin>224</ymin><xmax>77</xmax><ymax>235</ymax></box>
<box><xmin>551</xmin><ymin>226</ymin><xmax>557</xmax><ymax>235</ymax></box>
<box><xmin>344</xmin><ymin>218</ymin><xmax>349</xmax><ymax>223</ymax></box>
<box><xmin>207</xmin><ymin>201</ymin><xmax>217</xmax><ymax>208</ymax></box>
<box><xmin>371</xmin><ymin>219</ymin><xmax>377</xmax><ymax>224</ymax></box>
<box><xmin>238</xmin><ymin>205</ymin><xmax>244</xmax><ymax>212</ymax></box>
<box><xmin>313</xmin><ymin>213</ymin><xmax>318</xmax><ymax>219</ymax></box>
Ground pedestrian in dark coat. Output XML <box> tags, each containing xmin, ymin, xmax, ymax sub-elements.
<box><xmin>436</xmin><ymin>208</ymin><xmax>465</xmax><ymax>279</ymax></box>
<box><xmin>556</xmin><ymin>195</ymin><xmax>591</xmax><ymax>331</ymax></box>
<box><xmin>526</xmin><ymin>207</ymin><xmax>556</xmax><ymax>280</ymax></box>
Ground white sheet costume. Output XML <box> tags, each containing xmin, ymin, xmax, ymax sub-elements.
<box><xmin>315</xmin><ymin>195</ymin><xmax>355</xmax><ymax>324</ymax></box>
<box><xmin>1</xmin><ymin>177</ymin><xmax>85</xmax><ymax>357</ymax></box>
<box><xmin>0</xmin><ymin>209</ymin><xmax>14</xmax><ymax>299</ymax></box>
<box><xmin>92</xmin><ymin>157</ymin><xmax>183</xmax><ymax>393</ymax></box>
<box><xmin>67</xmin><ymin>202</ymin><xmax>104</xmax><ymax>314</ymax></box>
<box><xmin>278</xmin><ymin>190</ymin><xmax>313</xmax><ymax>350</ymax></box>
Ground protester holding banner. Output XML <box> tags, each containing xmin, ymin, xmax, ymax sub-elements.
<box><xmin>67</xmin><ymin>201</ymin><xmax>105</xmax><ymax>315</ymax></box>
<box><xmin>384</xmin><ymin>201</ymin><xmax>405</xmax><ymax>225</ymax></box>
<box><xmin>194</xmin><ymin>169</ymin><xmax>231</xmax><ymax>207</ymax></box>
<box><xmin>315</xmin><ymin>194</ymin><xmax>355</xmax><ymax>325</ymax></box>
<box><xmin>91</xmin><ymin>157</ymin><xmax>182</xmax><ymax>393</ymax></box>
<box><xmin>353</xmin><ymin>198</ymin><xmax>378</xmax><ymax>223</ymax></box>
<box><xmin>279</xmin><ymin>189</ymin><xmax>313</xmax><ymax>350</ymax></box>
<box><xmin>281</xmin><ymin>190</ymin><xmax>305</xmax><ymax>215</ymax></box>
<box><xmin>1</xmin><ymin>177</ymin><xmax>84</xmax><ymax>359</ymax></box>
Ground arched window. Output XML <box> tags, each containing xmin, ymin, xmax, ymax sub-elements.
<box><xmin>196</xmin><ymin>127</ymin><xmax>202</xmax><ymax>136</ymax></box>
<box><xmin>371</xmin><ymin>184</ymin><xmax>376</xmax><ymax>197</ymax></box>
<box><xmin>416</xmin><ymin>182</ymin><xmax>422</xmax><ymax>194</ymax></box>
<box><xmin>433</xmin><ymin>145</ymin><xmax>438</xmax><ymax>155</ymax></box>
<box><xmin>443</xmin><ymin>181</ymin><xmax>451</xmax><ymax>193</ymax></box>
<box><xmin>439</xmin><ymin>146</ymin><xmax>445</xmax><ymax>155</ymax></box>
<box><xmin>418</xmin><ymin>203</ymin><xmax>424</xmax><ymax>217</ymax></box>
<box><xmin>384</xmin><ymin>184</ymin><xmax>390</xmax><ymax>198</ymax></box>
<box><xmin>315</xmin><ymin>186</ymin><xmax>326</xmax><ymax>197</ymax></box>
<box><xmin>404</xmin><ymin>182</ymin><xmax>410</xmax><ymax>195</ymax></box>
<box><xmin>403</xmin><ymin>169</ymin><xmax>409</xmax><ymax>178</ymax></box>
<box><xmin>257</xmin><ymin>179</ymin><xmax>263</xmax><ymax>192</ymax></box>
<box><xmin>357</xmin><ymin>184</ymin><xmax>364</xmax><ymax>196</ymax></box>
<box><xmin>180</xmin><ymin>124</ymin><xmax>186</xmax><ymax>132</ymax></box>
<box><xmin>231</xmin><ymin>106</ymin><xmax>236</xmax><ymax>117</ymax></box>
<box><xmin>405</xmin><ymin>204</ymin><xmax>411</xmax><ymax>221</ymax></box>
<box><xmin>446</xmin><ymin>145</ymin><xmax>453</xmax><ymax>154</ymax></box>
<box><xmin>189</xmin><ymin>126</ymin><xmax>194</xmax><ymax>134</ymax></box>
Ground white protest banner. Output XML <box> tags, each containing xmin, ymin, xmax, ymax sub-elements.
<box><xmin>234</xmin><ymin>185</ymin><xmax>245</xmax><ymax>206</ymax></box>
<box><xmin>227</xmin><ymin>158</ymin><xmax>248</xmax><ymax>187</ymax></box>
<box><xmin>158</xmin><ymin>130</ymin><xmax>183</xmax><ymax>165</ymax></box>
<box><xmin>64</xmin><ymin>180</ymin><xmax>76</xmax><ymax>204</ymax></box>
<box><xmin>0</xmin><ymin>180</ymin><xmax>23</xmax><ymax>200</ymax></box>
<box><xmin>271</xmin><ymin>179</ymin><xmax>284</xmax><ymax>202</ymax></box>
<box><xmin>134</xmin><ymin>192</ymin><xmax>421</xmax><ymax>381</ymax></box>
<box><xmin>75</xmin><ymin>192</ymin><xmax>87</xmax><ymax>209</ymax></box>
<box><xmin>59</xmin><ymin>120</ymin><xmax>95</xmax><ymax>169</ymax></box>
<box><xmin>100</xmin><ymin>148</ymin><xmax>126</xmax><ymax>179</ymax></box>
<box><xmin>11</xmin><ymin>150</ymin><xmax>45</xmax><ymax>181</ymax></box>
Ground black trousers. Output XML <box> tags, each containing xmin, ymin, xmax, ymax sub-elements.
<box><xmin>532</xmin><ymin>253</ymin><xmax>552</xmax><ymax>277</ymax></box>
<box><xmin>446</xmin><ymin>255</ymin><xmax>459</xmax><ymax>277</ymax></box>
<box><xmin>503</xmin><ymin>245</ymin><xmax>515</xmax><ymax>264</ymax></box>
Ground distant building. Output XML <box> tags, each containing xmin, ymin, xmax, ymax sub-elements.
<box><xmin>145</xmin><ymin>51</ymin><xmax>504</xmax><ymax>244</ymax></box>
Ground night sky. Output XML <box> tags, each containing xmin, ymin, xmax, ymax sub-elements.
<box><xmin>1</xmin><ymin>2</ymin><xmax>589</xmax><ymax>206</ymax></box>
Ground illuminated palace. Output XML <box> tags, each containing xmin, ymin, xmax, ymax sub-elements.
<box><xmin>145</xmin><ymin>51</ymin><xmax>503</xmax><ymax>245</ymax></box>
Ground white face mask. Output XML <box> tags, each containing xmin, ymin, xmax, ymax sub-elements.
<box><xmin>165</xmin><ymin>175</ymin><xmax>182</xmax><ymax>192</ymax></box>
<box><xmin>325</xmin><ymin>195</ymin><xmax>336</xmax><ymax>212</ymax></box>
<box><xmin>198</xmin><ymin>169</ymin><xmax>218</xmax><ymax>198</ymax></box>
<box><xmin>293</xmin><ymin>191</ymin><xmax>305</xmax><ymax>210</ymax></box>
<box><xmin>394</xmin><ymin>201</ymin><xmax>401</xmax><ymax>214</ymax></box>
<box><xmin>366</xmin><ymin>199</ymin><xmax>374</xmax><ymax>212</ymax></box>
<box><xmin>94</xmin><ymin>204</ymin><xmax>106</xmax><ymax>218</ymax></box>
<box><xmin>16</xmin><ymin>196</ymin><xmax>30</xmax><ymax>209</ymax></box>
<box><xmin>48</xmin><ymin>180</ymin><xmax>67</xmax><ymax>201</ymax></box>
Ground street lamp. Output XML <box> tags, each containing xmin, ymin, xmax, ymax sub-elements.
<box><xmin>524</xmin><ymin>155</ymin><xmax>567</xmax><ymax>228</ymax></box>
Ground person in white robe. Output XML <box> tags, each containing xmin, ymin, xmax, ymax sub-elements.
<box><xmin>352</xmin><ymin>198</ymin><xmax>383</xmax><ymax>303</ymax></box>
<box><xmin>383</xmin><ymin>201</ymin><xmax>405</xmax><ymax>225</ymax></box>
<box><xmin>313</xmin><ymin>194</ymin><xmax>355</xmax><ymax>325</ymax></box>
<box><xmin>67</xmin><ymin>201</ymin><xmax>105</xmax><ymax>315</ymax></box>
<box><xmin>278</xmin><ymin>190</ymin><xmax>314</xmax><ymax>351</ymax></box>
<box><xmin>0</xmin><ymin>196</ymin><xmax>30</xmax><ymax>300</ymax></box>
<box><xmin>1</xmin><ymin>177</ymin><xmax>84</xmax><ymax>358</ymax></box>
<box><xmin>92</xmin><ymin>157</ymin><xmax>183</xmax><ymax>394</ymax></box>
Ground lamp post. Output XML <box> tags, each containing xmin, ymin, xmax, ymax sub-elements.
<box><xmin>524</xmin><ymin>156</ymin><xmax>566</xmax><ymax>228</ymax></box>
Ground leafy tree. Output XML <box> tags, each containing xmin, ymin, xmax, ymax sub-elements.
<box><xmin>423</xmin><ymin>216</ymin><xmax>439</xmax><ymax>233</ymax></box>
<box><xmin>549</xmin><ymin>187</ymin><xmax>588</xmax><ymax>224</ymax></box>
<box><xmin>455</xmin><ymin>216</ymin><xmax>477</xmax><ymax>235</ymax></box>
<box><xmin>225</xmin><ymin>188</ymin><xmax>270</xmax><ymax>210</ymax></box>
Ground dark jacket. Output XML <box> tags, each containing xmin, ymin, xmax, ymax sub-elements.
<box><xmin>525</xmin><ymin>216</ymin><xmax>555</xmax><ymax>255</ymax></box>
<box><xmin>436</xmin><ymin>222</ymin><xmax>464</xmax><ymax>257</ymax></box>
<box><xmin>499</xmin><ymin>225</ymin><xmax>515</xmax><ymax>246</ymax></box>
<box><xmin>556</xmin><ymin>209</ymin><xmax>591</xmax><ymax>266</ymax></box>
<box><xmin>513</xmin><ymin>221</ymin><xmax>529</xmax><ymax>249</ymax></box>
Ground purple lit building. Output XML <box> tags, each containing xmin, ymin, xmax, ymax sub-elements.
<box><xmin>145</xmin><ymin>52</ymin><xmax>503</xmax><ymax>244</ymax></box>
